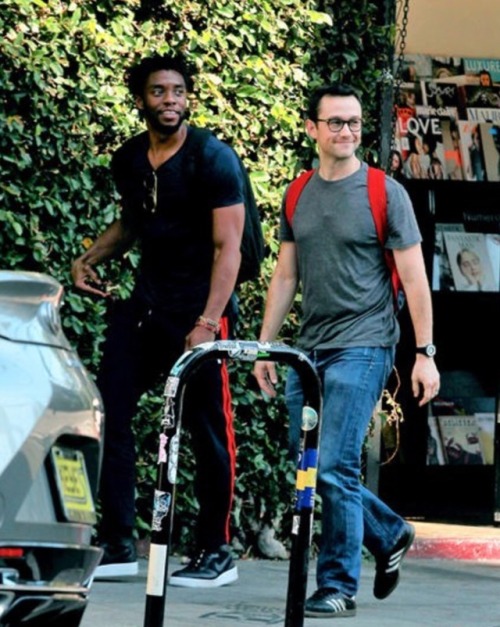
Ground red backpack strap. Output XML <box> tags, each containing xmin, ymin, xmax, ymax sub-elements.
<box><xmin>367</xmin><ymin>166</ymin><xmax>403</xmax><ymax>307</ymax></box>
<box><xmin>285</xmin><ymin>169</ymin><xmax>315</xmax><ymax>226</ymax></box>
<box><xmin>367</xmin><ymin>166</ymin><xmax>387</xmax><ymax>243</ymax></box>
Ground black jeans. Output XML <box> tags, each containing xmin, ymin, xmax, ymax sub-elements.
<box><xmin>96</xmin><ymin>294</ymin><xmax>236</xmax><ymax>551</ymax></box>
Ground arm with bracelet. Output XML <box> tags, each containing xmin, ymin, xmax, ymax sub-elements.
<box><xmin>184</xmin><ymin>202</ymin><xmax>244</xmax><ymax>350</ymax></box>
<box><xmin>195</xmin><ymin>315</ymin><xmax>221</xmax><ymax>334</ymax></box>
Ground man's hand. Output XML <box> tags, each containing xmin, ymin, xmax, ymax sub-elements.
<box><xmin>253</xmin><ymin>361</ymin><xmax>279</xmax><ymax>398</ymax></box>
<box><xmin>185</xmin><ymin>326</ymin><xmax>216</xmax><ymax>351</ymax></box>
<box><xmin>412</xmin><ymin>355</ymin><xmax>440</xmax><ymax>407</ymax></box>
<box><xmin>71</xmin><ymin>258</ymin><xmax>109</xmax><ymax>298</ymax></box>
<box><xmin>70</xmin><ymin>220</ymin><xmax>132</xmax><ymax>298</ymax></box>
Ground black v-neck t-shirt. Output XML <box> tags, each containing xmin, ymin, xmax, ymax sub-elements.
<box><xmin>111</xmin><ymin>127</ymin><xmax>244</xmax><ymax>313</ymax></box>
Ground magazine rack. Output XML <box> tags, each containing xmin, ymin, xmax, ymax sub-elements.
<box><xmin>143</xmin><ymin>340</ymin><xmax>322</xmax><ymax>627</ymax></box>
<box><xmin>379</xmin><ymin>178</ymin><xmax>500</xmax><ymax>526</ymax></box>
<box><xmin>380</xmin><ymin>50</ymin><xmax>500</xmax><ymax>525</ymax></box>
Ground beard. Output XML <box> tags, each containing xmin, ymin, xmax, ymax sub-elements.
<box><xmin>143</xmin><ymin>107</ymin><xmax>188</xmax><ymax>136</ymax></box>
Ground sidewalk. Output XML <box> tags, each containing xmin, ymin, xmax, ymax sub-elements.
<box><xmin>81</xmin><ymin>522</ymin><xmax>500</xmax><ymax>627</ymax></box>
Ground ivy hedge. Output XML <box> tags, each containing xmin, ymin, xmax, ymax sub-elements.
<box><xmin>0</xmin><ymin>0</ymin><xmax>395</xmax><ymax>555</ymax></box>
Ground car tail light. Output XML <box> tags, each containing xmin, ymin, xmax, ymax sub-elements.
<box><xmin>0</xmin><ymin>549</ymin><xmax>24</xmax><ymax>559</ymax></box>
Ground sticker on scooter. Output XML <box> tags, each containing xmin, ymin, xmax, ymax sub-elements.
<box><xmin>301</xmin><ymin>406</ymin><xmax>318</xmax><ymax>431</ymax></box>
<box><xmin>158</xmin><ymin>433</ymin><xmax>168</xmax><ymax>464</ymax></box>
<box><xmin>167</xmin><ymin>433</ymin><xmax>180</xmax><ymax>484</ymax></box>
<box><xmin>152</xmin><ymin>490</ymin><xmax>171</xmax><ymax>532</ymax></box>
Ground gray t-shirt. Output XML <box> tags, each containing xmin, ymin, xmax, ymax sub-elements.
<box><xmin>280</xmin><ymin>162</ymin><xmax>422</xmax><ymax>351</ymax></box>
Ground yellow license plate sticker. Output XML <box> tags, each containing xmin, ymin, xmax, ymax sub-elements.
<box><xmin>51</xmin><ymin>446</ymin><xmax>96</xmax><ymax>524</ymax></box>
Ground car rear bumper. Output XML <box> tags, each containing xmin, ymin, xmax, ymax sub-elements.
<box><xmin>0</xmin><ymin>542</ymin><xmax>102</xmax><ymax>625</ymax></box>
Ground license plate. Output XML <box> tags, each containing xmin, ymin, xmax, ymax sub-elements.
<box><xmin>51</xmin><ymin>446</ymin><xmax>96</xmax><ymax>524</ymax></box>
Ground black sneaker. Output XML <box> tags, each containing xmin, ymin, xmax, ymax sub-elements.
<box><xmin>373</xmin><ymin>522</ymin><xmax>415</xmax><ymax>599</ymax></box>
<box><xmin>169</xmin><ymin>544</ymin><xmax>238</xmax><ymax>588</ymax></box>
<box><xmin>305</xmin><ymin>588</ymin><xmax>356</xmax><ymax>618</ymax></box>
<box><xmin>93</xmin><ymin>536</ymin><xmax>139</xmax><ymax>579</ymax></box>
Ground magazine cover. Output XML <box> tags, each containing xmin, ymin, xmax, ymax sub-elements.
<box><xmin>426</xmin><ymin>415</ymin><xmax>446</xmax><ymax>465</ymax></box>
<box><xmin>463</xmin><ymin>57</ymin><xmax>500</xmax><ymax>84</ymax></box>
<box><xmin>461</xmin><ymin>85</ymin><xmax>500</xmax><ymax>109</ymax></box>
<box><xmin>485</xmin><ymin>234</ymin><xmax>500</xmax><ymax>291</ymax></box>
<box><xmin>421</xmin><ymin>80</ymin><xmax>461</xmax><ymax>109</ymax></box>
<box><xmin>395</xmin><ymin>104</ymin><xmax>416</xmax><ymax>161</ymax></box>
<box><xmin>479</xmin><ymin>123</ymin><xmax>500</xmax><ymax>182</ymax></box>
<box><xmin>440</xmin><ymin>119</ymin><xmax>464</xmax><ymax>180</ymax></box>
<box><xmin>443</xmin><ymin>231</ymin><xmax>497</xmax><ymax>292</ymax></box>
<box><xmin>401</xmin><ymin>130</ymin><xmax>428</xmax><ymax>179</ymax></box>
<box><xmin>437</xmin><ymin>415</ymin><xmax>485</xmax><ymax>465</ymax></box>
<box><xmin>398</xmin><ymin>54</ymin><xmax>433</xmax><ymax>81</ymax></box>
<box><xmin>399</xmin><ymin>113</ymin><xmax>446</xmax><ymax>180</ymax></box>
<box><xmin>432</xmin><ymin>224</ymin><xmax>464</xmax><ymax>291</ymax></box>
<box><xmin>466</xmin><ymin>107</ymin><xmax>500</xmax><ymax>123</ymax></box>
<box><xmin>417</xmin><ymin>104</ymin><xmax>458</xmax><ymax>120</ymax></box>
<box><xmin>431</xmin><ymin>56</ymin><xmax>464</xmax><ymax>80</ymax></box>
<box><xmin>457</xmin><ymin>120</ymin><xmax>486</xmax><ymax>181</ymax></box>
<box><xmin>418</xmin><ymin>110</ymin><xmax>447</xmax><ymax>179</ymax></box>
<box><xmin>474</xmin><ymin>412</ymin><xmax>496</xmax><ymax>465</ymax></box>
<box><xmin>396</xmin><ymin>81</ymin><xmax>424</xmax><ymax>107</ymax></box>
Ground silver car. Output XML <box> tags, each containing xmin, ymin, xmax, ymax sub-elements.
<box><xmin>0</xmin><ymin>271</ymin><xmax>103</xmax><ymax>626</ymax></box>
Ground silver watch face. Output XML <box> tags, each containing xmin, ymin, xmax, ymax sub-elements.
<box><xmin>425</xmin><ymin>344</ymin><xmax>436</xmax><ymax>357</ymax></box>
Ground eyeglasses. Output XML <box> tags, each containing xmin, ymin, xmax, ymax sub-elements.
<box><xmin>143</xmin><ymin>171</ymin><xmax>157</xmax><ymax>214</ymax></box>
<box><xmin>316</xmin><ymin>118</ymin><xmax>362</xmax><ymax>133</ymax></box>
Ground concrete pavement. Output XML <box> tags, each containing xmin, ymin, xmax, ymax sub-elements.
<box><xmin>81</xmin><ymin>522</ymin><xmax>500</xmax><ymax>627</ymax></box>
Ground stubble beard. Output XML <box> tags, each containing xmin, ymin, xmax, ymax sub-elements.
<box><xmin>144</xmin><ymin>108</ymin><xmax>187</xmax><ymax>136</ymax></box>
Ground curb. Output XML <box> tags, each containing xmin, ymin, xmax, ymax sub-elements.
<box><xmin>409</xmin><ymin>537</ymin><xmax>500</xmax><ymax>562</ymax></box>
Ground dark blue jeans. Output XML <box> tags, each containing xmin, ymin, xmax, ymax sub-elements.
<box><xmin>97</xmin><ymin>295</ymin><xmax>236</xmax><ymax>551</ymax></box>
<box><xmin>286</xmin><ymin>346</ymin><xmax>406</xmax><ymax>597</ymax></box>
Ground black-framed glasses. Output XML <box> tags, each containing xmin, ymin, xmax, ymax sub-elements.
<box><xmin>143</xmin><ymin>171</ymin><xmax>157</xmax><ymax>214</ymax></box>
<box><xmin>316</xmin><ymin>118</ymin><xmax>362</xmax><ymax>133</ymax></box>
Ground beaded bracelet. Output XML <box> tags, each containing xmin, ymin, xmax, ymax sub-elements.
<box><xmin>195</xmin><ymin>315</ymin><xmax>220</xmax><ymax>334</ymax></box>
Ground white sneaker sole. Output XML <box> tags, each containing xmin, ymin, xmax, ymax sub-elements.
<box><xmin>94</xmin><ymin>561</ymin><xmax>139</xmax><ymax>579</ymax></box>
<box><xmin>169</xmin><ymin>565</ymin><xmax>238</xmax><ymax>588</ymax></box>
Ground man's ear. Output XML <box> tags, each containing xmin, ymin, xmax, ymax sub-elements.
<box><xmin>305</xmin><ymin>119</ymin><xmax>317</xmax><ymax>141</ymax></box>
<box><xmin>135</xmin><ymin>95</ymin><xmax>144</xmax><ymax>111</ymax></box>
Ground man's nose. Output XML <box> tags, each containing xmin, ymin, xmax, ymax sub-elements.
<box><xmin>163</xmin><ymin>89</ymin><xmax>176</xmax><ymax>102</ymax></box>
<box><xmin>337</xmin><ymin>120</ymin><xmax>355</xmax><ymax>135</ymax></box>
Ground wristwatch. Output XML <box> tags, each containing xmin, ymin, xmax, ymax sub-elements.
<box><xmin>416</xmin><ymin>344</ymin><xmax>436</xmax><ymax>358</ymax></box>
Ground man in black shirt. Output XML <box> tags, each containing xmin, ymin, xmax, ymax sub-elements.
<box><xmin>72</xmin><ymin>54</ymin><xmax>244</xmax><ymax>587</ymax></box>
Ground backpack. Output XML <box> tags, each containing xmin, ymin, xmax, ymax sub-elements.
<box><xmin>284</xmin><ymin>166</ymin><xmax>405</xmax><ymax>311</ymax></box>
<box><xmin>184</xmin><ymin>127</ymin><xmax>265</xmax><ymax>286</ymax></box>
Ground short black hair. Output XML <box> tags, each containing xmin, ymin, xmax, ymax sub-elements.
<box><xmin>126</xmin><ymin>53</ymin><xmax>195</xmax><ymax>97</ymax></box>
<box><xmin>306</xmin><ymin>83</ymin><xmax>361</xmax><ymax>121</ymax></box>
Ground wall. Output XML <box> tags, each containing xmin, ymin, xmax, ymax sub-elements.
<box><xmin>400</xmin><ymin>0</ymin><xmax>500</xmax><ymax>57</ymax></box>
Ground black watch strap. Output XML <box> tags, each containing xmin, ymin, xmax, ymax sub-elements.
<box><xmin>416</xmin><ymin>344</ymin><xmax>436</xmax><ymax>358</ymax></box>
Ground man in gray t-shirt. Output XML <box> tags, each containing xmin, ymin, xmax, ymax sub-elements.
<box><xmin>254</xmin><ymin>83</ymin><xmax>440</xmax><ymax>619</ymax></box>
<box><xmin>280</xmin><ymin>162</ymin><xmax>420</xmax><ymax>351</ymax></box>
